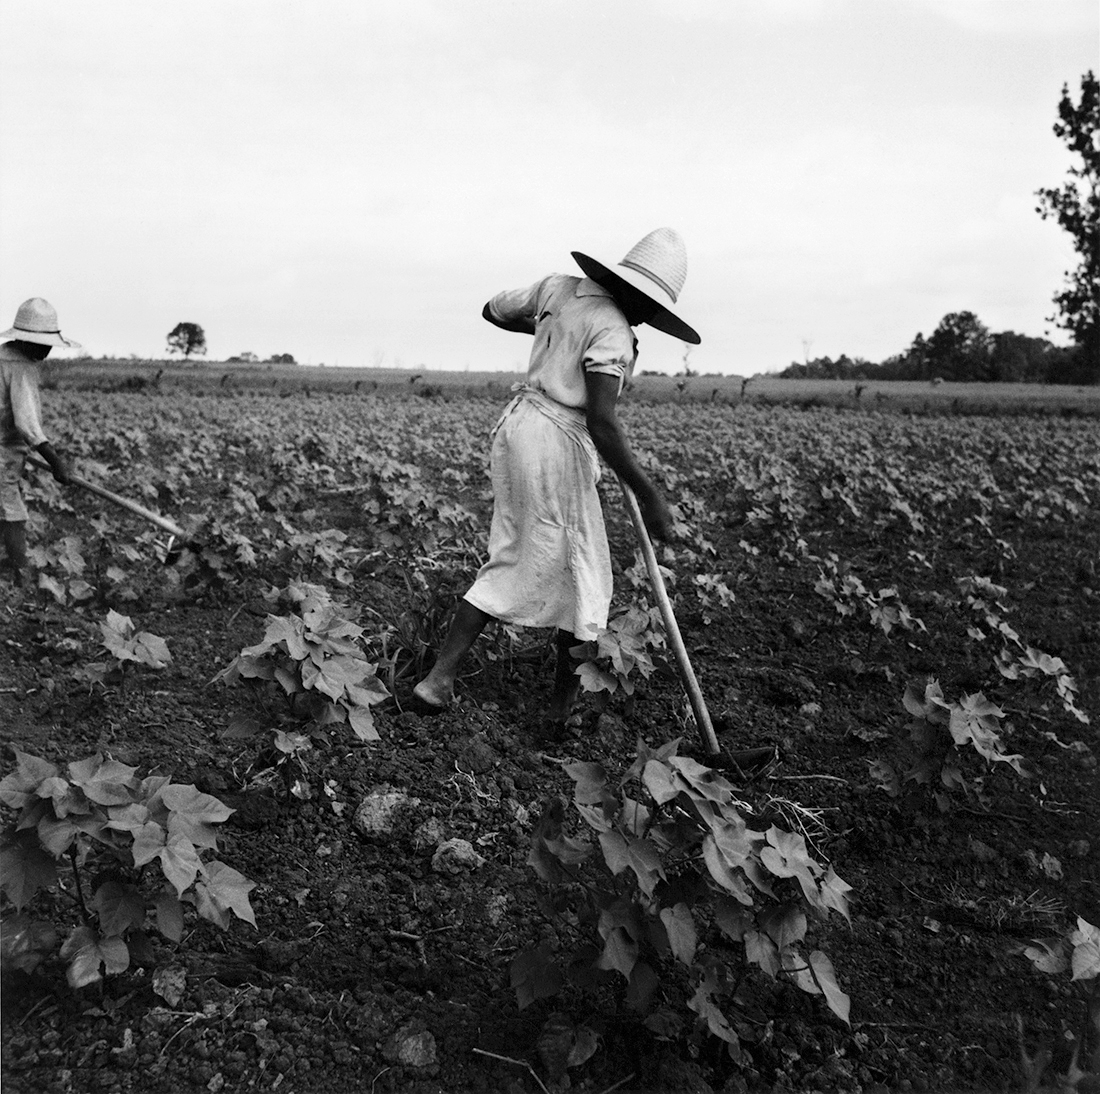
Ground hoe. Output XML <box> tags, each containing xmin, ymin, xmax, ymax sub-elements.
<box><xmin>620</xmin><ymin>480</ymin><xmax>776</xmax><ymax>779</ymax></box>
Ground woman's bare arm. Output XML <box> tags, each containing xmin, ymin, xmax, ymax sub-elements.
<box><xmin>584</xmin><ymin>371</ymin><xmax>672</xmax><ymax>540</ymax></box>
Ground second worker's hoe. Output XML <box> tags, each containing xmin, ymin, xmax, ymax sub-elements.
<box><xmin>619</xmin><ymin>479</ymin><xmax>778</xmax><ymax>782</ymax></box>
<box><xmin>30</xmin><ymin>457</ymin><xmax>198</xmax><ymax>565</ymax></box>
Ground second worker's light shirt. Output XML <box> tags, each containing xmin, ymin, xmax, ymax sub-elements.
<box><xmin>0</xmin><ymin>342</ymin><xmax>49</xmax><ymax>450</ymax></box>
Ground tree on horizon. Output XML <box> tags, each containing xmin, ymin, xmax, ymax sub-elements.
<box><xmin>166</xmin><ymin>322</ymin><xmax>207</xmax><ymax>359</ymax></box>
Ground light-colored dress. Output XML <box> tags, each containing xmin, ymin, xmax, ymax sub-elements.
<box><xmin>1</xmin><ymin>342</ymin><xmax>50</xmax><ymax>522</ymax></box>
<box><xmin>463</xmin><ymin>274</ymin><xmax>637</xmax><ymax>639</ymax></box>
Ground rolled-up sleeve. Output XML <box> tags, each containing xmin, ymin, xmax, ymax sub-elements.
<box><xmin>487</xmin><ymin>277</ymin><xmax>549</xmax><ymax>335</ymax></box>
<box><xmin>583</xmin><ymin>325</ymin><xmax>637</xmax><ymax>392</ymax></box>
<box><xmin>5</xmin><ymin>365</ymin><xmax>48</xmax><ymax>448</ymax></box>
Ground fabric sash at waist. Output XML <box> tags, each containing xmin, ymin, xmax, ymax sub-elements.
<box><xmin>493</xmin><ymin>384</ymin><xmax>596</xmax><ymax>462</ymax></box>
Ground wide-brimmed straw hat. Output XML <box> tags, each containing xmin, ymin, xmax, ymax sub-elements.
<box><xmin>0</xmin><ymin>298</ymin><xmax>82</xmax><ymax>349</ymax></box>
<box><xmin>572</xmin><ymin>227</ymin><xmax>700</xmax><ymax>344</ymax></box>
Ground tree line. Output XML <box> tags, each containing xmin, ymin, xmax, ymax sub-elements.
<box><xmin>782</xmin><ymin>71</ymin><xmax>1098</xmax><ymax>387</ymax></box>
<box><xmin>780</xmin><ymin>312</ymin><xmax>1090</xmax><ymax>385</ymax></box>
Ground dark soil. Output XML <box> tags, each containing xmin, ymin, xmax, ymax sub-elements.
<box><xmin>1</xmin><ymin>390</ymin><xmax>1098</xmax><ymax>1094</ymax></box>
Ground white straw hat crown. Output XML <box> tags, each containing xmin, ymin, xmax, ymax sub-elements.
<box><xmin>0</xmin><ymin>298</ymin><xmax>82</xmax><ymax>349</ymax></box>
<box><xmin>618</xmin><ymin>227</ymin><xmax>688</xmax><ymax>304</ymax></box>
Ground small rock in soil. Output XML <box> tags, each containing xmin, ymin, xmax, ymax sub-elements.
<box><xmin>413</xmin><ymin>816</ymin><xmax>447</xmax><ymax>850</ymax></box>
<box><xmin>382</xmin><ymin>1022</ymin><xmax>437</xmax><ymax>1068</ymax></box>
<box><xmin>354</xmin><ymin>786</ymin><xmax>422</xmax><ymax>837</ymax></box>
<box><xmin>431</xmin><ymin>837</ymin><xmax>485</xmax><ymax>874</ymax></box>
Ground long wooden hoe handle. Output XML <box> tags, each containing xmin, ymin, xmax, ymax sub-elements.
<box><xmin>619</xmin><ymin>480</ymin><xmax>721</xmax><ymax>756</ymax></box>
<box><xmin>29</xmin><ymin>458</ymin><xmax>188</xmax><ymax>540</ymax></box>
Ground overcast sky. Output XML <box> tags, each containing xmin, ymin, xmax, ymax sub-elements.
<box><xmin>1</xmin><ymin>1</ymin><xmax>1095</xmax><ymax>376</ymax></box>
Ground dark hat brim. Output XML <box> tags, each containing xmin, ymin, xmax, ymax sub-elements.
<box><xmin>0</xmin><ymin>328</ymin><xmax>81</xmax><ymax>349</ymax></box>
<box><xmin>572</xmin><ymin>252</ymin><xmax>701</xmax><ymax>345</ymax></box>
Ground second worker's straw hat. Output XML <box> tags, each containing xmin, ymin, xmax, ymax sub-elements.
<box><xmin>0</xmin><ymin>298</ymin><xmax>82</xmax><ymax>349</ymax></box>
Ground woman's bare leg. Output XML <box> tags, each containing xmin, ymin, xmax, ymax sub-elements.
<box><xmin>413</xmin><ymin>599</ymin><xmax>493</xmax><ymax>708</ymax></box>
<box><xmin>548</xmin><ymin>629</ymin><xmax>582</xmax><ymax>723</ymax></box>
<box><xmin>0</xmin><ymin>521</ymin><xmax>27</xmax><ymax>586</ymax></box>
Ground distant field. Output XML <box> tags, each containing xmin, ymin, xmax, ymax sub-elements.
<box><xmin>52</xmin><ymin>358</ymin><xmax>1100</xmax><ymax>414</ymax></box>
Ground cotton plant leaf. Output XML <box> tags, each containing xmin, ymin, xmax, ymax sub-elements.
<box><xmin>67</xmin><ymin>755</ymin><xmax>138</xmax><ymax>806</ymax></box>
<box><xmin>160</xmin><ymin>834</ymin><xmax>203</xmax><ymax>897</ymax></box>
<box><xmin>761</xmin><ymin>826</ymin><xmax>822</xmax><ymax>907</ymax></box>
<box><xmin>274</xmin><ymin>730</ymin><xmax>312</xmax><ymax>754</ymax></box>
<box><xmin>346</xmin><ymin>703</ymin><xmax>381</xmax><ymax>742</ymax></box>
<box><xmin>132</xmin><ymin>631</ymin><xmax>172</xmax><ymax>669</ymax></box>
<box><xmin>564</xmin><ymin>762</ymin><xmax>609</xmax><ymax>805</ymax></box>
<box><xmin>598</xmin><ymin>831</ymin><xmax>664</xmax><ymax>896</ymax></box>
<box><xmin>160</xmin><ymin>784</ymin><xmax>234</xmax><ymax>850</ymax></box>
<box><xmin>660</xmin><ymin>903</ymin><xmax>698</xmax><ymax>966</ymax></box>
<box><xmin>104</xmin><ymin>802</ymin><xmax>151</xmax><ymax>833</ymax></box>
<box><xmin>0</xmin><ymin>751</ymin><xmax>60</xmax><ymax>808</ymax></box>
<box><xmin>758</xmin><ymin>903</ymin><xmax>808</xmax><ymax>950</ymax></box>
<box><xmin>642</xmin><ymin>760</ymin><xmax>681</xmax><ymax>805</ymax></box>
<box><xmin>1023</xmin><ymin>937</ymin><xmax>1069</xmax><ymax>975</ymax></box>
<box><xmin>576</xmin><ymin>801</ymin><xmax>614</xmax><ymax>833</ymax></box>
<box><xmin>131</xmin><ymin>820</ymin><xmax>168</xmax><ymax>867</ymax></box>
<box><xmin>576</xmin><ymin>662</ymin><xmax>619</xmax><ymax>695</ymax></box>
<box><xmin>780</xmin><ymin>944</ymin><xmax>820</xmax><ymax>995</ymax></box>
<box><xmin>567</xmin><ymin>1024</ymin><xmax>599</xmax><ymax>1068</ymax></box>
<box><xmin>90</xmin><ymin>880</ymin><xmax>145</xmax><ymax>937</ymax></box>
<box><xmin>687</xmin><ymin>967</ymin><xmax>738</xmax><ymax>1046</ymax></box>
<box><xmin>597</xmin><ymin>925</ymin><xmax>639</xmax><ymax>981</ymax></box>
<box><xmin>714</xmin><ymin>896</ymin><xmax>754</xmax><ymax>942</ymax></box>
<box><xmin>618</xmin><ymin>795</ymin><xmax>651</xmax><ymax>835</ymax></box>
<box><xmin>705</xmin><ymin>818</ymin><xmax>774</xmax><ymax>898</ymax></box>
<box><xmin>199</xmin><ymin>860</ymin><xmax>257</xmax><ymax>927</ymax></box>
<box><xmin>36</xmin><ymin>775</ymin><xmax>88</xmax><ymax>818</ymax></box>
<box><xmin>251</xmin><ymin>615</ymin><xmax>309</xmax><ymax>661</ymax></box>
<box><xmin>668</xmin><ymin>755</ymin><xmax>735</xmax><ymax>804</ymax></box>
<box><xmin>0</xmin><ymin>834</ymin><xmax>59</xmax><ymax>910</ymax></box>
<box><xmin>99</xmin><ymin>610</ymin><xmax>136</xmax><ymax>660</ymax></box>
<box><xmin>156</xmin><ymin>891</ymin><xmax>185</xmax><ymax>943</ymax></box>
<box><xmin>702</xmin><ymin>833</ymin><xmax>757</xmax><ymax>906</ymax></box>
<box><xmin>744</xmin><ymin>929</ymin><xmax>781</xmax><ymax>978</ymax></box>
<box><xmin>345</xmin><ymin>677</ymin><xmax>390</xmax><ymax>709</ymax></box>
<box><xmin>34</xmin><ymin>816</ymin><xmax>81</xmax><ymax>858</ymax></box>
<box><xmin>819</xmin><ymin>867</ymin><xmax>853</xmax><ymax>922</ymax></box>
<box><xmin>0</xmin><ymin>914</ymin><xmax>58</xmax><ymax>975</ymax></box>
<box><xmin>60</xmin><ymin>926</ymin><xmax>130</xmax><ymax>989</ymax></box>
<box><xmin>809</xmin><ymin>950</ymin><xmax>851</xmax><ymax>1024</ymax></box>
<box><xmin>1070</xmin><ymin>917</ymin><xmax>1100</xmax><ymax>982</ymax></box>
<box><xmin>510</xmin><ymin>943</ymin><xmax>562</xmax><ymax>1010</ymax></box>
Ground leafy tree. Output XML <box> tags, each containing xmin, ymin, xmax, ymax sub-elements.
<box><xmin>922</xmin><ymin>311</ymin><xmax>994</xmax><ymax>381</ymax></box>
<box><xmin>166</xmin><ymin>322</ymin><xmax>207</xmax><ymax>359</ymax></box>
<box><xmin>1035</xmin><ymin>71</ymin><xmax>1099</xmax><ymax>381</ymax></box>
<box><xmin>268</xmin><ymin>353</ymin><xmax>296</xmax><ymax>364</ymax></box>
<box><xmin>989</xmin><ymin>331</ymin><xmax>1072</xmax><ymax>384</ymax></box>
